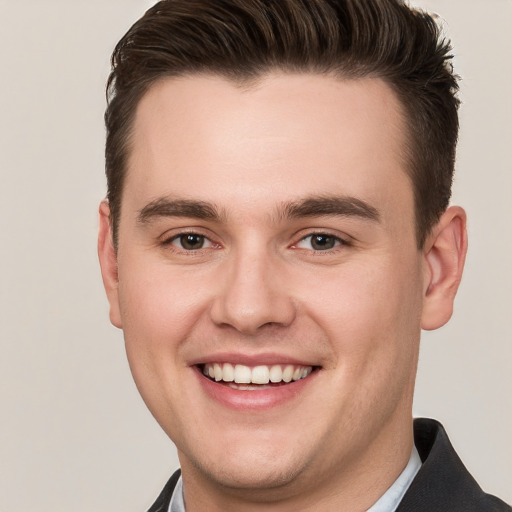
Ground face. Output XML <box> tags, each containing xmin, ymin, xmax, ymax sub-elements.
<box><xmin>102</xmin><ymin>74</ymin><xmax>429</xmax><ymax>501</ymax></box>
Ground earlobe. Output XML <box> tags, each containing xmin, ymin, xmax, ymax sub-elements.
<box><xmin>97</xmin><ymin>201</ymin><xmax>123</xmax><ymax>328</ymax></box>
<box><xmin>421</xmin><ymin>206</ymin><xmax>468</xmax><ymax>331</ymax></box>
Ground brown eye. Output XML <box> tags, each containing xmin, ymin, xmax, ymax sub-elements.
<box><xmin>310</xmin><ymin>234</ymin><xmax>337</xmax><ymax>250</ymax></box>
<box><xmin>295</xmin><ymin>233</ymin><xmax>343</xmax><ymax>251</ymax></box>
<box><xmin>175</xmin><ymin>234</ymin><xmax>207</xmax><ymax>250</ymax></box>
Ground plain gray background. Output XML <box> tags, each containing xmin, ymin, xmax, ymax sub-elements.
<box><xmin>0</xmin><ymin>1</ymin><xmax>510</xmax><ymax>510</ymax></box>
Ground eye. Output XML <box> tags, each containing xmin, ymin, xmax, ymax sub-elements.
<box><xmin>169</xmin><ymin>233</ymin><xmax>213</xmax><ymax>250</ymax></box>
<box><xmin>295</xmin><ymin>233</ymin><xmax>344</xmax><ymax>251</ymax></box>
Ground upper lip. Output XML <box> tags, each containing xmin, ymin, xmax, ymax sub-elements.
<box><xmin>188</xmin><ymin>352</ymin><xmax>318</xmax><ymax>367</ymax></box>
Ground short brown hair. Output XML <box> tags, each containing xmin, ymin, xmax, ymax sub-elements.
<box><xmin>105</xmin><ymin>0</ymin><xmax>459</xmax><ymax>248</ymax></box>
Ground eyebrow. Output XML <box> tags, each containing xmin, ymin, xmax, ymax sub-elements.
<box><xmin>279</xmin><ymin>195</ymin><xmax>380</xmax><ymax>222</ymax></box>
<box><xmin>137</xmin><ymin>198</ymin><xmax>224</xmax><ymax>223</ymax></box>
<box><xmin>137</xmin><ymin>194</ymin><xmax>380</xmax><ymax>225</ymax></box>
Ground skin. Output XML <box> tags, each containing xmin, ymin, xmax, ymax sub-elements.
<box><xmin>98</xmin><ymin>73</ymin><xmax>467</xmax><ymax>511</ymax></box>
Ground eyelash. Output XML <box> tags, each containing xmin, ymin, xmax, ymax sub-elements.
<box><xmin>160</xmin><ymin>230</ymin><xmax>350</xmax><ymax>253</ymax></box>
<box><xmin>161</xmin><ymin>231</ymin><xmax>217</xmax><ymax>252</ymax></box>
<box><xmin>292</xmin><ymin>232</ymin><xmax>350</xmax><ymax>252</ymax></box>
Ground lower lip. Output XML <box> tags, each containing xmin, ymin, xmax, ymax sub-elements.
<box><xmin>194</xmin><ymin>367</ymin><xmax>318</xmax><ymax>411</ymax></box>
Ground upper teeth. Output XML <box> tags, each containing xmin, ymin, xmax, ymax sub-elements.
<box><xmin>203</xmin><ymin>363</ymin><xmax>312</xmax><ymax>384</ymax></box>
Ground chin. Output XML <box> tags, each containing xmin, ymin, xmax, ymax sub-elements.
<box><xmin>202</xmin><ymin>462</ymin><xmax>303</xmax><ymax>493</ymax></box>
<box><xmin>181</xmin><ymin>439</ymin><xmax>308</xmax><ymax>492</ymax></box>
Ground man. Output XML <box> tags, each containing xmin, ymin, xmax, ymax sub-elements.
<box><xmin>97</xmin><ymin>1</ymin><xmax>511</xmax><ymax>510</ymax></box>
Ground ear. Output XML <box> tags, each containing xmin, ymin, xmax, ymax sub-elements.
<box><xmin>98</xmin><ymin>201</ymin><xmax>123</xmax><ymax>328</ymax></box>
<box><xmin>421</xmin><ymin>206</ymin><xmax>468</xmax><ymax>331</ymax></box>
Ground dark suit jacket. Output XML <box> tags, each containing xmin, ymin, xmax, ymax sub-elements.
<box><xmin>148</xmin><ymin>418</ymin><xmax>511</xmax><ymax>511</ymax></box>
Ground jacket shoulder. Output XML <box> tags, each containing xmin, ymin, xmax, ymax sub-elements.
<box><xmin>397</xmin><ymin>418</ymin><xmax>511</xmax><ymax>512</ymax></box>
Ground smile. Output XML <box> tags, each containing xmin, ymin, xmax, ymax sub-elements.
<box><xmin>202</xmin><ymin>363</ymin><xmax>314</xmax><ymax>387</ymax></box>
<box><xmin>195</xmin><ymin>361</ymin><xmax>319</xmax><ymax>410</ymax></box>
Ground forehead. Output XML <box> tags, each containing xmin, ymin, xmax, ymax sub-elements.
<box><xmin>125</xmin><ymin>73</ymin><xmax>412</xmax><ymax>221</ymax></box>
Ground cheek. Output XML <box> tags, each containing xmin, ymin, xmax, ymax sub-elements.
<box><xmin>300</xmin><ymin>259</ymin><xmax>423</xmax><ymax>436</ymax></box>
<box><xmin>116</xmin><ymin>263</ymin><xmax>211</xmax><ymax>428</ymax></box>
<box><xmin>116</xmin><ymin>261</ymin><xmax>214</xmax><ymax>397</ymax></box>
<box><xmin>118</xmin><ymin>261</ymin><xmax>209</xmax><ymax>335</ymax></box>
<box><xmin>301</xmin><ymin>256</ymin><xmax>424</xmax><ymax>366</ymax></box>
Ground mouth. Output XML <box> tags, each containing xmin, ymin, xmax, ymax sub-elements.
<box><xmin>200</xmin><ymin>362</ymin><xmax>315</xmax><ymax>390</ymax></box>
<box><xmin>195</xmin><ymin>359</ymin><xmax>320</xmax><ymax>410</ymax></box>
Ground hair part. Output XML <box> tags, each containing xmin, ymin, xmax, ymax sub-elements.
<box><xmin>105</xmin><ymin>0</ymin><xmax>460</xmax><ymax>249</ymax></box>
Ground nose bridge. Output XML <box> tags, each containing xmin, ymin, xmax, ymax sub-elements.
<box><xmin>210</xmin><ymin>240</ymin><xmax>296</xmax><ymax>333</ymax></box>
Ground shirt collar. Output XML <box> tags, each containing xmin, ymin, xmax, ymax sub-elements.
<box><xmin>168</xmin><ymin>474</ymin><xmax>185</xmax><ymax>512</ymax></box>
<box><xmin>366</xmin><ymin>445</ymin><xmax>422</xmax><ymax>512</ymax></box>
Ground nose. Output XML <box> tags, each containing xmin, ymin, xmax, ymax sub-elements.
<box><xmin>209</xmin><ymin>248</ymin><xmax>296</xmax><ymax>335</ymax></box>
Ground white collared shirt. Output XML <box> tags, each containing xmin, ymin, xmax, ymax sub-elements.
<box><xmin>168</xmin><ymin>446</ymin><xmax>422</xmax><ymax>512</ymax></box>
<box><xmin>169</xmin><ymin>476</ymin><xmax>185</xmax><ymax>512</ymax></box>
<box><xmin>366</xmin><ymin>446</ymin><xmax>422</xmax><ymax>512</ymax></box>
